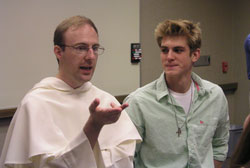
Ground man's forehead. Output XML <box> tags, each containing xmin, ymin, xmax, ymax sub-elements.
<box><xmin>161</xmin><ymin>35</ymin><xmax>188</xmax><ymax>47</ymax></box>
<box><xmin>162</xmin><ymin>35</ymin><xmax>188</xmax><ymax>41</ymax></box>
<box><xmin>67</xmin><ymin>24</ymin><xmax>95</xmax><ymax>33</ymax></box>
<box><xmin>64</xmin><ymin>24</ymin><xmax>99</xmax><ymax>44</ymax></box>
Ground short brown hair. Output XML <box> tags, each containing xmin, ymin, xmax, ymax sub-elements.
<box><xmin>154</xmin><ymin>19</ymin><xmax>201</xmax><ymax>52</ymax></box>
<box><xmin>53</xmin><ymin>15</ymin><xmax>98</xmax><ymax>46</ymax></box>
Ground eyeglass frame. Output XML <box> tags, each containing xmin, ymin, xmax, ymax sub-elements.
<box><xmin>59</xmin><ymin>43</ymin><xmax>105</xmax><ymax>56</ymax></box>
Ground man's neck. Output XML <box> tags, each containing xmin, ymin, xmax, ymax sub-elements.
<box><xmin>165</xmin><ymin>73</ymin><xmax>192</xmax><ymax>93</ymax></box>
<box><xmin>56</xmin><ymin>73</ymin><xmax>83</xmax><ymax>89</ymax></box>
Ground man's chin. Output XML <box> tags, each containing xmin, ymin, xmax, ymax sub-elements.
<box><xmin>165</xmin><ymin>71</ymin><xmax>177</xmax><ymax>76</ymax></box>
<box><xmin>80</xmin><ymin>74</ymin><xmax>93</xmax><ymax>82</ymax></box>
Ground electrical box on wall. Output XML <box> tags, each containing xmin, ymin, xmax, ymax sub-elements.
<box><xmin>222</xmin><ymin>61</ymin><xmax>228</xmax><ymax>73</ymax></box>
<box><xmin>131</xmin><ymin>43</ymin><xmax>141</xmax><ymax>63</ymax></box>
<box><xmin>193</xmin><ymin>55</ymin><xmax>210</xmax><ymax>67</ymax></box>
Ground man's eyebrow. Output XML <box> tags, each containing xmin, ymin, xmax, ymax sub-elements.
<box><xmin>74</xmin><ymin>43</ymin><xmax>100</xmax><ymax>46</ymax></box>
<box><xmin>174</xmin><ymin>46</ymin><xmax>185</xmax><ymax>48</ymax></box>
<box><xmin>160</xmin><ymin>46</ymin><xmax>168</xmax><ymax>48</ymax></box>
<box><xmin>160</xmin><ymin>46</ymin><xmax>185</xmax><ymax>48</ymax></box>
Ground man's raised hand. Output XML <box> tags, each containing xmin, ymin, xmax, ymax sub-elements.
<box><xmin>88</xmin><ymin>98</ymin><xmax>129</xmax><ymax>127</ymax></box>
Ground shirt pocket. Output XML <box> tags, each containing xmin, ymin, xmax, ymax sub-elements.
<box><xmin>191</xmin><ymin>117</ymin><xmax>218</xmax><ymax>147</ymax></box>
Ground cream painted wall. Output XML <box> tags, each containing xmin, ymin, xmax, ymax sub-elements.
<box><xmin>0</xmin><ymin>0</ymin><xmax>140</xmax><ymax>109</ymax></box>
<box><xmin>140</xmin><ymin>0</ymin><xmax>250</xmax><ymax>124</ymax></box>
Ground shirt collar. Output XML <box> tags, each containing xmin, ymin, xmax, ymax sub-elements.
<box><xmin>156</xmin><ymin>72</ymin><xmax>170</xmax><ymax>101</ymax></box>
<box><xmin>156</xmin><ymin>72</ymin><xmax>209</xmax><ymax>101</ymax></box>
<box><xmin>191</xmin><ymin>72</ymin><xmax>209</xmax><ymax>96</ymax></box>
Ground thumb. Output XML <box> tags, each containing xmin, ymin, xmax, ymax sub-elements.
<box><xmin>120</xmin><ymin>103</ymin><xmax>129</xmax><ymax>110</ymax></box>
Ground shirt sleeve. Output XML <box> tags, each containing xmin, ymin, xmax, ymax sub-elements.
<box><xmin>123</xmin><ymin>95</ymin><xmax>144</xmax><ymax>165</ymax></box>
<box><xmin>212</xmin><ymin>94</ymin><xmax>230</xmax><ymax>161</ymax></box>
<box><xmin>124</xmin><ymin>95</ymin><xmax>145</xmax><ymax>139</ymax></box>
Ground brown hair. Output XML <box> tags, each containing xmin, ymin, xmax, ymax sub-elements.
<box><xmin>53</xmin><ymin>15</ymin><xmax>98</xmax><ymax>47</ymax></box>
<box><xmin>154</xmin><ymin>19</ymin><xmax>201</xmax><ymax>52</ymax></box>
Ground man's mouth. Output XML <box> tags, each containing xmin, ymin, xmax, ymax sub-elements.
<box><xmin>80</xmin><ymin>66</ymin><xmax>92</xmax><ymax>70</ymax></box>
<box><xmin>166</xmin><ymin>64</ymin><xmax>177</xmax><ymax>67</ymax></box>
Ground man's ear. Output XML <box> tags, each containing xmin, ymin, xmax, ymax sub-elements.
<box><xmin>54</xmin><ymin>45</ymin><xmax>63</xmax><ymax>60</ymax></box>
<box><xmin>191</xmin><ymin>48</ymin><xmax>200</xmax><ymax>63</ymax></box>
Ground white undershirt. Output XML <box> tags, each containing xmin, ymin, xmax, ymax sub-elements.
<box><xmin>169</xmin><ymin>80</ymin><xmax>194</xmax><ymax>114</ymax></box>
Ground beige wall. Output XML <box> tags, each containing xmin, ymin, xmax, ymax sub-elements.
<box><xmin>140</xmin><ymin>0</ymin><xmax>250</xmax><ymax>124</ymax></box>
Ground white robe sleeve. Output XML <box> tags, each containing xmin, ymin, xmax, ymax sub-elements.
<box><xmin>47</xmin><ymin>131</ymin><xmax>97</xmax><ymax>168</ymax></box>
<box><xmin>102</xmin><ymin>140</ymin><xmax>136</xmax><ymax>168</ymax></box>
<box><xmin>1</xmin><ymin>130</ymin><xmax>98</xmax><ymax>168</ymax></box>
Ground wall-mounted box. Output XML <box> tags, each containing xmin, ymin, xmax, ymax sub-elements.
<box><xmin>193</xmin><ymin>55</ymin><xmax>210</xmax><ymax>67</ymax></box>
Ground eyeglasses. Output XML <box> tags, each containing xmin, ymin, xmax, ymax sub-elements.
<box><xmin>61</xmin><ymin>44</ymin><xmax>105</xmax><ymax>56</ymax></box>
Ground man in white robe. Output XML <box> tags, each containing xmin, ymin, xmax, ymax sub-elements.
<box><xmin>0</xmin><ymin>15</ymin><xmax>141</xmax><ymax>168</ymax></box>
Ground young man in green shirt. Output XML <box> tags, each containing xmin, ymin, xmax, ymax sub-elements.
<box><xmin>124</xmin><ymin>19</ymin><xmax>230</xmax><ymax>168</ymax></box>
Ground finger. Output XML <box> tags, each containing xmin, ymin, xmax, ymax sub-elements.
<box><xmin>110</xmin><ymin>103</ymin><xmax>123</xmax><ymax>112</ymax></box>
<box><xmin>120</xmin><ymin>103</ymin><xmax>129</xmax><ymax>110</ymax></box>
<box><xmin>110</xmin><ymin>102</ymin><xmax>128</xmax><ymax>110</ymax></box>
<box><xmin>110</xmin><ymin>102</ymin><xmax>117</xmax><ymax>108</ymax></box>
<box><xmin>89</xmin><ymin>98</ymin><xmax>100</xmax><ymax>112</ymax></box>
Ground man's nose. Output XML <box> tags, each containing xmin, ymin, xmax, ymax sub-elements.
<box><xmin>167</xmin><ymin>50</ymin><xmax>175</xmax><ymax>60</ymax></box>
<box><xmin>85</xmin><ymin>48</ymin><xmax>96</xmax><ymax>59</ymax></box>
